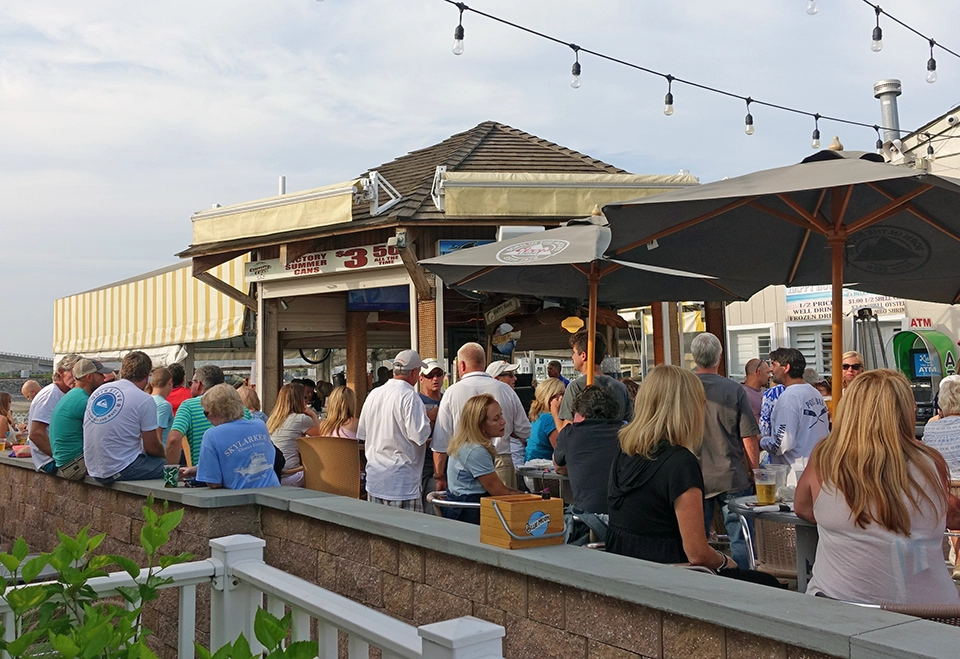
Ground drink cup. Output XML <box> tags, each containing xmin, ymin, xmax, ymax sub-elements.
<box><xmin>753</xmin><ymin>466</ymin><xmax>790</xmax><ymax>505</ymax></box>
<box><xmin>163</xmin><ymin>465</ymin><xmax>180</xmax><ymax>488</ymax></box>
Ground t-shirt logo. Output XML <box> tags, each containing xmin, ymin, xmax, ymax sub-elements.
<box><xmin>88</xmin><ymin>388</ymin><xmax>124</xmax><ymax>424</ymax></box>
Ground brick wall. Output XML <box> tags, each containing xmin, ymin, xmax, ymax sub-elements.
<box><xmin>0</xmin><ymin>463</ymin><xmax>844</xmax><ymax>659</ymax></box>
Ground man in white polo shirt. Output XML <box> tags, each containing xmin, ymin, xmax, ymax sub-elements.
<box><xmin>83</xmin><ymin>351</ymin><xmax>166</xmax><ymax>484</ymax></box>
<box><xmin>357</xmin><ymin>350</ymin><xmax>432</xmax><ymax>511</ymax></box>
<box><xmin>28</xmin><ymin>354</ymin><xmax>82</xmax><ymax>474</ymax></box>
<box><xmin>432</xmin><ymin>343</ymin><xmax>530</xmax><ymax>491</ymax></box>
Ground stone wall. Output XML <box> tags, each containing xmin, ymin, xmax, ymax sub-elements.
<box><xmin>0</xmin><ymin>457</ymin><xmax>954</xmax><ymax>659</ymax></box>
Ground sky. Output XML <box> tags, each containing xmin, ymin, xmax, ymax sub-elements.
<box><xmin>2</xmin><ymin>0</ymin><xmax>959</xmax><ymax>357</ymax></box>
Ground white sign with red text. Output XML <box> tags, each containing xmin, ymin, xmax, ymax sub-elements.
<box><xmin>244</xmin><ymin>243</ymin><xmax>402</xmax><ymax>281</ymax></box>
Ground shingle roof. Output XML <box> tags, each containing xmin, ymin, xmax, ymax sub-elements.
<box><xmin>351</xmin><ymin>121</ymin><xmax>629</xmax><ymax>222</ymax></box>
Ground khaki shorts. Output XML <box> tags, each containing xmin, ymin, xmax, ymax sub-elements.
<box><xmin>494</xmin><ymin>453</ymin><xmax>515</xmax><ymax>489</ymax></box>
<box><xmin>58</xmin><ymin>455</ymin><xmax>87</xmax><ymax>481</ymax></box>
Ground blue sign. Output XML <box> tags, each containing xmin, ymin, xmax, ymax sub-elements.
<box><xmin>438</xmin><ymin>239</ymin><xmax>494</xmax><ymax>256</ymax></box>
<box><xmin>88</xmin><ymin>387</ymin><xmax>124</xmax><ymax>424</ymax></box>
<box><xmin>524</xmin><ymin>511</ymin><xmax>550</xmax><ymax>537</ymax></box>
<box><xmin>914</xmin><ymin>352</ymin><xmax>940</xmax><ymax>378</ymax></box>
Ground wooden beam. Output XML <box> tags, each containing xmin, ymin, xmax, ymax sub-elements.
<box><xmin>749</xmin><ymin>201</ymin><xmax>827</xmax><ymax>234</ymax></box>
<box><xmin>831</xmin><ymin>186</ymin><xmax>853</xmax><ymax>232</ymax></box>
<box><xmin>846</xmin><ymin>184</ymin><xmax>933</xmax><ymax>233</ymax></box>
<box><xmin>280</xmin><ymin>239</ymin><xmax>324</xmax><ymax>267</ymax></box>
<box><xmin>787</xmin><ymin>229</ymin><xmax>812</xmax><ymax>285</ymax></box>
<box><xmin>776</xmin><ymin>195</ymin><xmax>832</xmax><ymax>233</ymax></box>
<box><xmin>398</xmin><ymin>244</ymin><xmax>434</xmax><ymax>301</ymax></box>
<box><xmin>194</xmin><ymin>272</ymin><xmax>257</xmax><ymax>312</ymax></box>
<box><xmin>191</xmin><ymin>250</ymin><xmax>248</xmax><ymax>276</ymax></box>
<box><xmin>868</xmin><ymin>182</ymin><xmax>960</xmax><ymax>244</ymax></box>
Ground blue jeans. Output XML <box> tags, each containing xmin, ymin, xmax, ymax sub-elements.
<box><xmin>96</xmin><ymin>453</ymin><xmax>165</xmax><ymax>484</ymax></box>
<box><xmin>704</xmin><ymin>487</ymin><xmax>754</xmax><ymax>570</ymax></box>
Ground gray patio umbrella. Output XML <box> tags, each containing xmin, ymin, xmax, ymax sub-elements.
<box><xmin>419</xmin><ymin>212</ymin><xmax>763</xmax><ymax>384</ymax></box>
<box><xmin>602</xmin><ymin>149</ymin><xmax>960</xmax><ymax>400</ymax></box>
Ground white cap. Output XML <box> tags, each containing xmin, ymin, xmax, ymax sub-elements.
<box><xmin>486</xmin><ymin>361</ymin><xmax>519</xmax><ymax>378</ymax></box>
<box><xmin>420</xmin><ymin>359</ymin><xmax>445</xmax><ymax>376</ymax></box>
<box><xmin>393</xmin><ymin>350</ymin><xmax>424</xmax><ymax>373</ymax></box>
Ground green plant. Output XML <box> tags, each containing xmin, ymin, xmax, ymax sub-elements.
<box><xmin>195</xmin><ymin>609</ymin><xmax>318</xmax><ymax>659</ymax></box>
<box><xmin>0</xmin><ymin>494</ymin><xmax>192</xmax><ymax>658</ymax></box>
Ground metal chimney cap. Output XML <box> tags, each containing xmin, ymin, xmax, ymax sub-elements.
<box><xmin>874</xmin><ymin>79</ymin><xmax>902</xmax><ymax>98</ymax></box>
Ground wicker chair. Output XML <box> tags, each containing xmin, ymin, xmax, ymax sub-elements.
<box><xmin>425</xmin><ymin>491</ymin><xmax>481</xmax><ymax>517</ymax></box>
<box><xmin>847</xmin><ymin>602</ymin><xmax>960</xmax><ymax>626</ymax></box>
<box><xmin>297</xmin><ymin>436</ymin><xmax>361</xmax><ymax>498</ymax></box>
<box><xmin>740</xmin><ymin>517</ymin><xmax>798</xmax><ymax>580</ymax></box>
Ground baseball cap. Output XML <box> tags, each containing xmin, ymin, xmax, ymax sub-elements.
<box><xmin>393</xmin><ymin>350</ymin><xmax>424</xmax><ymax>373</ymax></box>
<box><xmin>486</xmin><ymin>361</ymin><xmax>519</xmax><ymax>378</ymax></box>
<box><xmin>420</xmin><ymin>359</ymin><xmax>445</xmax><ymax>376</ymax></box>
<box><xmin>73</xmin><ymin>358</ymin><xmax>114</xmax><ymax>379</ymax></box>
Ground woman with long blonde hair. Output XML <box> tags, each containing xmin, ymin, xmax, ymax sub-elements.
<box><xmin>796</xmin><ymin>369</ymin><xmax>958</xmax><ymax>603</ymax></box>
<box><xmin>266</xmin><ymin>383</ymin><xmax>320</xmax><ymax>487</ymax></box>
<box><xmin>607</xmin><ymin>366</ymin><xmax>778</xmax><ymax>587</ymax></box>
<box><xmin>524</xmin><ymin>378</ymin><xmax>565</xmax><ymax>461</ymax></box>
<box><xmin>443</xmin><ymin>394</ymin><xmax>521</xmax><ymax>524</ymax></box>
<box><xmin>318</xmin><ymin>386</ymin><xmax>359</xmax><ymax>439</ymax></box>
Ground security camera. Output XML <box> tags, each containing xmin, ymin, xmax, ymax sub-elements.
<box><xmin>947</xmin><ymin>114</ymin><xmax>959</xmax><ymax>126</ymax></box>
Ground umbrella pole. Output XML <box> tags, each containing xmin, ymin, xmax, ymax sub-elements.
<box><xmin>830</xmin><ymin>236</ymin><xmax>845</xmax><ymax>404</ymax></box>
<box><xmin>587</xmin><ymin>264</ymin><xmax>599</xmax><ymax>386</ymax></box>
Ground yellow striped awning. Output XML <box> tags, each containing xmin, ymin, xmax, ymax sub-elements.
<box><xmin>53</xmin><ymin>256</ymin><xmax>249</xmax><ymax>354</ymax></box>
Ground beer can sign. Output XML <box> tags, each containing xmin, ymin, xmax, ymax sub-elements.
<box><xmin>163</xmin><ymin>465</ymin><xmax>179</xmax><ymax>488</ymax></box>
<box><xmin>525</xmin><ymin>511</ymin><xmax>550</xmax><ymax>537</ymax></box>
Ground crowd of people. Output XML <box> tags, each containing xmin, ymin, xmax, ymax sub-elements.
<box><xmin>14</xmin><ymin>329</ymin><xmax>960</xmax><ymax>605</ymax></box>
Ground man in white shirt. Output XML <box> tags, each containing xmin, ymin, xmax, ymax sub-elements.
<box><xmin>761</xmin><ymin>348</ymin><xmax>829</xmax><ymax>482</ymax></box>
<box><xmin>357</xmin><ymin>350</ymin><xmax>432</xmax><ymax>511</ymax></box>
<box><xmin>84</xmin><ymin>351</ymin><xmax>166</xmax><ymax>484</ymax></box>
<box><xmin>28</xmin><ymin>354</ymin><xmax>82</xmax><ymax>473</ymax></box>
<box><xmin>432</xmin><ymin>343</ymin><xmax>531</xmax><ymax>491</ymax></box>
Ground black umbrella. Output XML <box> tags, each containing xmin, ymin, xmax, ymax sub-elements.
<box><xmin>603</xmin><ymin>150</ymin><xmax>960</xmax><ymax>399</ymax></box>
<box><xmin>420</xmin><ymin>211</ymin><xmax>763</xmax><ymax>384</ymax></box>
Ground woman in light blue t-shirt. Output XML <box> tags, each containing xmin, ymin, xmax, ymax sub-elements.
<box><xmin>444</xmin><ymin>394</ymin><xmax>521</xmax><ymax>524</ymax></box>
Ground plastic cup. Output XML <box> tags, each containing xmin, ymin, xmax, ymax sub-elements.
<box><xmin>163</xmin><ymin>464</ymin><xmax>179</xmax><ymax>488</ymax></box>
<box><xmin>753</xmin><ymin>466</ymin><xmax>790</xmax><ymax>505</ymax></box>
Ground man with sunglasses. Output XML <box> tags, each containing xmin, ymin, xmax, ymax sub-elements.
<box><xmin>841</xmin><ymin>351</ymin><xmax>866</xmax><ymax>388</ymax></box>
<box><xmin>419</xmin><ymin>359</ymin><xmax>445</xmax><ymax>512</ymax></box>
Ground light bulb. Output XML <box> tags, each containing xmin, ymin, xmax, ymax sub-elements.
<box><xmin>452</xmin><ymin>25</ymin><xmax>464</xmax><ymax>55</ymax></box>
<box><xmin>928</xmin><ymin>144</ymin><xmax>936</xmax><ymax>162</ymax></box>
<box><xmin>745</xmin><ymin>113</ymin><xmax>754</xmax><ymax>136</ymax></box>
<box><xmin>806</xmin><ymin>0</ymin><xmax>819</xmax><ymax>16</ymax></box>
<box><xmin>812</xmin><ymin>128</ymin><xmax>821</xmax><ymax>149</ymax></box>
<box><xmin>570</xmin><ymin>61</ymin><xmax>581</xmax><ymax>89</ymax></box>
<box><xmin>927</xmin><ymin>57</ymin><xmax>937</xmax><ymax>83</ymax></box>
<box><xmin>663</xmin><ymin>92</ymin><xmax>674</xmax><ymax>116</ymax></box>
<box><xmin>871</xmin><ymin>27</ymin><xmax>883</xmax><ymax>52</ymax></box>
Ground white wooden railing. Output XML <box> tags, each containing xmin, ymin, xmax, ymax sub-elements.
<box><xmin>0</xmin><ymin>535</ymin><xmax>505</xmax><ymax>659</ymax></box>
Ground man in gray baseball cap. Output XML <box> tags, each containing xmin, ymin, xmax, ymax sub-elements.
<box><xmin>357</xmin><ymin>349</ymin><xmax>431</xmax><ymax>511</ymax></box>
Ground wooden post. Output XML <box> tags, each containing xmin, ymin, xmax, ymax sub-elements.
<box><xmin>346</xmin><ymin>312</ymin><xmax>369</xmax><ymax>409</ymax></box>
<box><xmin>830</xmin><ymin>235</ymin><xmax>845</xmax><ymax>404</ymax></box>
<box><xmin>704</xmin><ymin>301</ymin><xmax>727</xmax><ymax>377</ymax></box>
<box><xmin>257</xmin><ymin>297</ymin><xmax>281</xmax><ymax>414</ymax></box>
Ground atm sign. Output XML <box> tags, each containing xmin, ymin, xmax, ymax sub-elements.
<box><xmin>908</xmin><ymin>318</ymin><xmax>933</xmax><ymax>328</ymax></box>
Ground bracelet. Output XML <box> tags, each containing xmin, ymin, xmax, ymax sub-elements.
<box><xmin>714</xmin><ymin>550</ymin><xmax>730</xmax><ymax>573</ymax></box>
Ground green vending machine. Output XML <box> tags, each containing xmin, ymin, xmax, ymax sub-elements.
<box><xmin>892</xmin><ymin>329</ymin><xmax>958</xmax><ymax>436</ymax></box>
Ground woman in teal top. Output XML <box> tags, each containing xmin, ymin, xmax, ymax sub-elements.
<box><xmin>445</xmin><ymin>394</ymin><xmax>520</xmax><ymax>524</ymax></box>
<box><xmin>525</xmin><ymin>378</ymin><xmax>565</xmax><ymax>462</ymax></box>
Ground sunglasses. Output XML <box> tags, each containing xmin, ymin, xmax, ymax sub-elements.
<box><xmin>841</xmin><ymin>364</ymin><xmax>864</xmax><ymax>371</ymax></box>
<box><xmin>422</xmin><ymin>372</ymin><xmax>444</xmax><ymax>378</ymax></box>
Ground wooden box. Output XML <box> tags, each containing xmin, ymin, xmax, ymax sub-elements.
<box><xmin>480</xmin><ymin>494</ymin><xmax>565</xmax><ymax>549</ymax></box>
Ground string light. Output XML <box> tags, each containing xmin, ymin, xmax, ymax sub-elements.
<box><xmin>874</xmin><ymin>126</ymin><xmax>883</xmax><ymax>152</ymax></box>
<box><xmin>570</xmin><ymin>45</ymin><xmax>581</xmax><ymax>89</ymax></box>
<box><xmin>871</xmin><ymin>6</ymin><xmax>883</xmax><ymax>52</ymax></box>
<box><xmin>811</xmin><ymin>114</ymin><xmax>821</xmax><ymax>149</ymax></box>
<box><xmin>926</xmin><ymin>133</ymin><xmax>936</xmax><ymax>162</ymax></box>
<box><xmin>927</xmin><ymin>40</ymin><xmax>938</xmax><ymax>83</ymax></box>
<box><xmin>452</xmin><ymin>3</ymin><xmax>466</xmax><ymax>56</ymax></box>
<box><xmin>438</xmin><ymin>0</ymin><xmax>932</xmax><ymax>147</ymax></box>
<box><xmin>806</xmin><ymin>0</ymin><xmax>819</xmax><ymax>16</ymax></box>
<box><xmin>744</xmin><ymin>99</ymin><xmax>755</xmax><ymax>136</ymax></box>
<box><xmin>663</xmin><ymin>76</ymin><xmax>674</xmax><ymax>116</ymax></box>
<box><xmin>860</xmin><ymin>2</ymin><xmax>960</xmax><ymax>63</ymax></box>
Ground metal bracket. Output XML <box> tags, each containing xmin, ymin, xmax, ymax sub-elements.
<box><xmin>431</xmin><ymin>165</ymin><xmax>446</xmax><ymax>211</ymax></box>
<box><xmin>355</xmin><ymin>170</ymin><xmax>402</xmax><ymax>217</ymax></box>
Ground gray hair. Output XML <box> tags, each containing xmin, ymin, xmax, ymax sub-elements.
<box><xmin>802</xmin><ymin>368</ymin><xmax>819</xmax><ymax>385</ymax></box>
<box><xmin>201</xmin><ymin>384</ymin><xmax>245</xmax><ymax>422</ymax></box>
<box><xmin>938</xmin><ymin>375</ymin><xmax>960</xmax><ymax>416</ymax></box>
<box><xmin>56</xmin><ymin>354</ymin><xmax>82</xmax><ymax>374</ymax></box>
<box><xmin>194</xmin><ymin>364</ymin><xmax>225</xmax><ymax>391</ymax></box>
<box><xmin>690</xmin><ymin>333</ymin><xmax>722</xmax><ymax>369</ymax></box>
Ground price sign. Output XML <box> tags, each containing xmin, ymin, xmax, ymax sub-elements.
<box><xmin>245</xmin><ymin>243</ymin><xmax>402</xmax><ymax>281</ymax></box>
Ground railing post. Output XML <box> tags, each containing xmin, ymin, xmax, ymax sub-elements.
<box><xmin>208</xmin><ymin>535</ymin><xmax>266</xmax><ymax>653</ymax></box>
<box><xmin>418</xmin><ymin>616</ymin><xmax>505</xmax><ymax>659</ymax></box>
